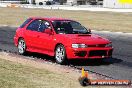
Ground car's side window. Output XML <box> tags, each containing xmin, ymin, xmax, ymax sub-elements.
<box><xmin>27</xmin><ymin>20</ymin><xmax>42</xmax><ymax>31</ymax></box>
<box><xmin>20</xmin><ymin>18</ymin><xmax>32</xmax><ymax>28</ymax></box>
<box><xmin>38</xmin><ymin>21</ymin><xmax>51</xmax><ymax>32</ymax></box>
<box><xmin>38</xmin><ymin>21</ymin><xmax>47</xmax><ymax>32</ymax></box>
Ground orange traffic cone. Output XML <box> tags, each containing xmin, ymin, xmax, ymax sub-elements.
<box><xmin>81</xmin><ymin>68</ymin><xmax>88</xmax><ymax>78</ymax></box>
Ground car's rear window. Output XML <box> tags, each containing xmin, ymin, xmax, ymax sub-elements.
<box><xmin>20</xmin><ymin>18</ymin><xmax>32</xmax><ymax>28</ymax></box>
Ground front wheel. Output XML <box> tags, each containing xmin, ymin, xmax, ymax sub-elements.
<box><xmin>18</xmin><ymin>39</ymin><xmax>26</xmax><ymax>55</ymax></box>
<box><xmin>55</xmin><ymin>45</ymin><xmax>67</xmax><ymax>65</ymax></box>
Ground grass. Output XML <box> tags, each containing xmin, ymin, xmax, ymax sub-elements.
<box><xmin>0</xmin><ymin>58</ymin><xmax>82</xmax><ymax>88</ymax></box>
<box><xmin>0</xmin><ymin>56</ymin><xmax>124</xmax><ymax>88</ymax></box>
<box><xmin>0</xmin><ymin>7</ymin><xmax>132</xmax><ymax>32</ymax></box>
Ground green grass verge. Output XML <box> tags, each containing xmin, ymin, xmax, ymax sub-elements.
<box><xmin>0</xmin><ymin>58</ymin><xmax>82</xmax><ymax>88</ymax></box>
<box><xmin>0</xmin><ymin>7</ymin><xmax>132</xmax><ymax>33</ymax></box>
<box><xmin>0</xmin><ymin>57</ymin><xmax>126</xmax><ymax>88</ymax></box>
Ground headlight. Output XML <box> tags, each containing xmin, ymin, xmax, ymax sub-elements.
<box><xmin>72</xmin><ymin>44</ymin><xmax>88</xmax><ymax>48</ymax></box>
<box><xmin>105</xmin><ymin>43</ymin><xmax>112</xmax><ymax>47</ymax></box>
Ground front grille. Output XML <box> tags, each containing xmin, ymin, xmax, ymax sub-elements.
<box><xmin>88</xmin><ymin>44</ymin><xmax>106</xmax><ymax>47</ymax></box>
<box><xmin>89</xmin><ymin>50</ymin><xmax>107</xmax><ymax>56</ymax></box>
<box><xmin>98</xmin><ymin>44</ymin><xmax>106</xmax><ymax>47</ymax></box>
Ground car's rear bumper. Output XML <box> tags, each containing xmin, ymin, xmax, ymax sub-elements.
<box><xmin>66</xmin><ymin>47</ymin><xmax>113</xmax><ymax>59</ymax></box>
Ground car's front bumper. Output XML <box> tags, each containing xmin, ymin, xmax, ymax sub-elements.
<box><xmin>66</xmin><ymin>47</ymin><xmax>113</xmax><ymax>59</ymax></box>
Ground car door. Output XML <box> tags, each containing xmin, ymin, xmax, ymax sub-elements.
<box><xmin>24</xmin><ymin>19</ymin><xmax>42</xmax><ymax>50</ymax></box>
<box><xmin>36</xmin><ymin>20</ymin><xmax>55</xmax><ymax>55</ymax></box>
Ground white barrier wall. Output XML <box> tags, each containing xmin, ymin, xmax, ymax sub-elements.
<box><xmin>103</xmin><ymin>0</ymin><xmax>132</xmax><ymax>8</ymax></box>
<box><xmin>35</xmin><ymin>0</ymin><xmax>47</xmax><ymax>4</ymax></box>
<box><xmin>67</xmin><ymin>0</ymin><xmax>77</xmax><ymax>5</ymax></box>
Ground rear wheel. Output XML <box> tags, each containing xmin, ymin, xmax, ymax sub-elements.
<box><xmin>55</xmin><ymin>45</ymin><xmax>67</xmax><ymax>65</ymax></box>
<box><xmin>18</xmin><ymin>39</ymin><xmax>26</xmax><ymax>55</ymax></box>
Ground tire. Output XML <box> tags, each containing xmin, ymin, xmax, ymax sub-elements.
<box><xmin>39</xmin><ymin>2</ymin><xmax>43</xmax><ymax>5</ymax></box>
<box><xmin>55</xmin><ymin>45</ymin><xmax>67</xmax><ymax>65</ymax></box>
<box><xmin>18</xmin><ymin>39</ymin><xmax>26</xmax><ymax>55</ymax></box>
<box><xmin>46</xmin><ymin>1</ymin><xmax>51</xmax><ymax>5</ymax></box>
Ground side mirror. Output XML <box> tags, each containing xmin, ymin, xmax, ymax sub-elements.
<box><xmin>44</xmin><ymin>29</ymin><xmax>53</xmax><ymax>35</ymax></box>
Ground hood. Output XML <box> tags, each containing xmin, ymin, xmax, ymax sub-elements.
<box><xmin>60</xmin><ymin>34</ymin><xmax>110</xmax><ymax>45</ymax></box>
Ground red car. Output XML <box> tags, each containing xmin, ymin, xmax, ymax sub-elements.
<box><xmin>14</xmin><ymin>17</ymin><xmax>113</xmax><ymax>64</ymax></box>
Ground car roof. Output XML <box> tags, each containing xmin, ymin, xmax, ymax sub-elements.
<box><xmin>29</xmin><ymin>17</ymin><xmax>72</xmax><ymax>21</ymax></box>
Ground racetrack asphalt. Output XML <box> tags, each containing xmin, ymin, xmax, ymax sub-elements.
<box><xmin>0</xmin><ymin>26</ymin><xmax>132</xmax><ymax>81</ymax></box>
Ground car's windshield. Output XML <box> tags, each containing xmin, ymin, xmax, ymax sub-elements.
<box><xmin>52</xmin><ymin>20</ymin><xmax>90</xmax><ymax>34</ymax></box>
